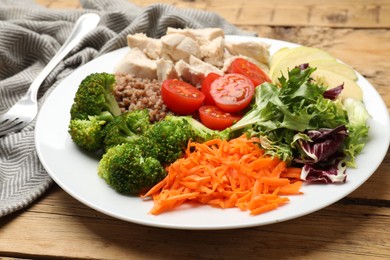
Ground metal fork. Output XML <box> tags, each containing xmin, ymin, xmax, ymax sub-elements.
<box><xmin>0</xmin><ymin>13</ymin><xmax>100</xmax><ymax>136</ymax></box>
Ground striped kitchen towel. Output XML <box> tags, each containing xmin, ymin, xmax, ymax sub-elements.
<box><xmin>0</xmin><ymin>0</ymin><xmax>255</xmax><ymax>217</ymax></box>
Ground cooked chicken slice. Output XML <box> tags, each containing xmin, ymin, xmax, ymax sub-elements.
<box><xmin>189</xmin><ymin>55</ymin><xmax>223</xmax><ymax>74</ymax></box>
<box><xmin>177</xmin><ymin>37</ymin><xmax>201</xmax><ymax>60</ymax></box>
<box><xmin>200</xmin><ymin>36</ymin><xmax>225</xmax><ymax>67</ymax></box>
<box><xmin>175</xmin><ymin>56</ymin><xmax>223</xmax><ymax>86</ymax></box>
<box><xmin>114</xmin><ymin>48</ymin><xmax>157</xmax><ymax>79</ymax></box>
<box><xmin>127</xmin><ymin>33</ymin><xmax>162</xmax><ymax>60</ymax></box>
<box><xmin>156</xmin><ymin>59</ymin><xmax>179</xmax><ymax>82</ymax></box>
<box><xmin>160</xmin><ymin>34</ymin><xmax>200</xmax><ymax>62</ymax></box>
<box><xmin>225</xmin><ymin>41</ymin><xmax>270</xmax><ymax>67</ymax></box>
<box><xmin>174</xmin><ymin>60</ymin><xmax>203</xmax><ymax>87</ymax></box>
<box><xmin>166</xmin><ymin>27</ymin><xmax>225</xmax><ymax>45</ymax></box>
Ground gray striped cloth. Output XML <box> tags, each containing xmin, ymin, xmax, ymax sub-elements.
<box><xmin>0</xmin><ymin>0</ymin><xmax>255</xmax><ymax>217</ymax></box>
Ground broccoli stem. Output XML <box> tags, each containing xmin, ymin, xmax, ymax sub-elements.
<box><xmin>104</xmin><ymin>92</ymin><xmax>122</xmax><ymax>117</ymax></box>
<box><xmin>94</xmin><ymin>111</ymin><xmax>116</xmax><ymax>122</ymax></box>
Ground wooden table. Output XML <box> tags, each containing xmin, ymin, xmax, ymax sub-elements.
<box><xmin>1</xmin><ymin>0</ymin><xmax>389</xmax><ymax>259</ymax></box>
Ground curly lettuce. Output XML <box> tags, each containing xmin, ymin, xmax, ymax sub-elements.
<box><xmin>229</xmin><ymin>64</ymin><xmax>370</xmax><ymax>183</ymax></box>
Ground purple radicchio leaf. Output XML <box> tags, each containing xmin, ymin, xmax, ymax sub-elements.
<box><xmin>297</xmin><ymin>63</ymin><xmax>309</xmax><ymax>71</ymax></box>
<box><xmin>298</xmin><ymin>125</ymin><xmax>348</xmax><ymax>163</ymax></box>
<box><xmin>323</xmin><ymin>83</ymin><xmax>344</xmax><ymax>100</ymax></box>
<box><xmin>301</xmin><ymin>160</ymin><xmax>347</xmax><ymax>183</ymax></box>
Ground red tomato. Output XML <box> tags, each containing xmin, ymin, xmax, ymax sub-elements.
<box><xmin>199</xmin><ymin>106</ymin><xmax>242</xmax><ymax>130</ymax></box>
<box><xmin>161</xmin><ymin>79</ymin><xmax>205</xmax><ymax>115</ymax></box>
<box><xmin>201</xmin><ymin>72</ymin><xmax>221</xmax><ymax>106</ymax></box>
<box><xmin>227</xmin><ymin>58</ymin><xmax>271</xmax><ymax>86</ymax></box>
<box><xmin>209</xmin><ymin>73</ymin><xmax>255</xmax><ymax>113</ymax></box>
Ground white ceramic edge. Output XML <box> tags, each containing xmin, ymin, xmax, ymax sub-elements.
<box><xmin>35</xmin><ymin>36</ymin><xmax>390</xmax><ymax>230</ymax></box>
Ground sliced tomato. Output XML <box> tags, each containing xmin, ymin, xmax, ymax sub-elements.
<box><xmin>227</xmin><ymin>57</ymin><xmax>271</xmax><ymax>86</ymax></box>
<box><xmin>201</xmin><ymin>72</ymin><xmax>221</xmax><ymax>106</ymax></box>
<box><xmin>161</xmin><ymin>79</ymin><xmax>205</xmax><ymax>115</ymax></box>
<box><xmin>199</xmin><ymin>105</ymin><xmax>242</xmax><ymax>130</ymax></box>
<box><xmin>209</xmin><ymin>73</ymin><xmax>255</xmax><ymax>113</ymax></box>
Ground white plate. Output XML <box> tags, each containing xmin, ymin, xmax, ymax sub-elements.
<box><xmin>35</xmin><ymin>36</ymin><xmax>390</xmax><ymax>230</ymax></box>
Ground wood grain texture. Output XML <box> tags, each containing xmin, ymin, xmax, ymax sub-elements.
<box><xmin>1</xmin><ymin>186</ymin><xmax>389</xmax><ymax>260</ymax></box>
<box><xmin>35</xmin><ymin>0</ymin><xmax>390</xmax><ymax>28</ymax></box>
<box><xmin>1</xmin><ymin>0</ymin><xmax>389</xmax><ymax>259</ymax></box>
<box><xmin>32</xmin><ymin>0</ymin><xmax>390</xmax><ymax>113</ymax></box>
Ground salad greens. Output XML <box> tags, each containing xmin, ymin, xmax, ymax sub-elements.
<box><xmin>229</xmin><ymin>64</ymin><xmax>370</xmax><ymax>183</ymax></box>
<box><xmin>343</xmin><ymin>98</ymin><xmax>371</xmax><ymax>166</ymax></box>
<box><xmin>69</xmin><ymin>65</ymin><xmax>370</xmax><ymax>186</ymax></box>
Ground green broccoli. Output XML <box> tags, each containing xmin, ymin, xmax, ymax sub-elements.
<box><xmin>103</xmin><ymin>109</ymin><xmax>151</xmax><ymax>151</ymax></box>
<box><xmin>68</xmin><ymin>72</ymin><xmax>122</xmax><ymax>152</ymax></box>
<box><xmin>70</xmin><ymin>72</ymin><xmax>122</xmax><ymax>120</ymax></box>
<box><xmin>97</xmin><ymin>114</ymin><xmax>233</xmax><ymax>195</ymax></box>
<box><xmin>68</xmin><ymin>112</ymin><xmax>114</xmax><ymax>152</ymax></box>
<box><xmin>181</xmin><ymin>116</ymin><xmax>232</xmax><ymax>142</ymax></box>
<box><xmin>143</xmin><ymin>116</ymin><xmax>192</xmax><ymax>164</ymax></box>
<box><xmin>144</xmin><ymin>115</ymin><xmax>231</xmax><ymax>164</ymax></box>
<box><xmin>98</xmin><ymin>143</ymin><xmax>166</xmax><ymax>195</ymax></box>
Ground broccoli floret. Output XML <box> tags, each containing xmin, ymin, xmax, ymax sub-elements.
<box><xmin>182</xmin><ymin>116</ymin><xmax>232</xmax><ymax>142</ymax></box>
<box><xmin>97</xmin><ymin>113</ymin><xmax>233</xmax><ymax>195</ymax></box>
<box><xmin>144</xmin><ymin>115</ymin><xmax>231</xmax><ymax>164</ymax></box>
<box><xmin>103</xmin><ymin>109</ymin><xmax>151</xmax><ymax>151</ymax></box>
<box><xmin>70</xmin><ymin>72</ymin><xmax>121</xmax><ymax>120</ymax></box>
<box><xmin>144</xmin><ymin>116</ymin><xmax>193</xmax><ymax>164</ymax></box>
<box><xmin>68</xmin><ymin>72</ymin><xmax>122</xmax><ymax>152</ymax></box>
<box><xmin>98</xmin><ymin>143</ymin><xmax>166</xmax><ymax>195</ymax></box>
<box><xmin>123</xmin><ymin>109</ymin><xmax>151</xmax><ymax>134</ymax></box>
<box><xmin>68</xmin><ymin>112</ymin><xmax>115</xmax><ymax>152</ymax></box>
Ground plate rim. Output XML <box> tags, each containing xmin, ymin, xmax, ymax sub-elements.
<box><xmin>35</xmin><ymin>35</ymin><xmax>390</xmax><ymax>230</ymax></box>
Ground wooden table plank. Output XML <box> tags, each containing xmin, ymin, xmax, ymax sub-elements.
<box><xmin>1</xmin><ymin>0</ymin><xmax>389</xmax><ymax>259</ymax></box>
<box><xmin>35</xmin><ymin>0</ymin><xmax>390</xmax><ymax>28</ymax></box>
<box><xmin>32</xmin><ymin>0</ymin><xmax>390</xmax><ymax>113</ymax></box>
<box><xmin>32</xmin><ymin>1</ymin><xmax>390</xmax><ymax>115</ymax></box>
<box><xmin>1</xmin><ymin>185</ymin><xmax>389</xmax><ymax>260</ymax></box>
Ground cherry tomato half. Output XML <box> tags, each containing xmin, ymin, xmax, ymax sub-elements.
<box><xmin>199</xmin><ymin>105</ymin><xmax>242</xmax><ymax>130</ymax></box>
<box><xmin>227</xmin><ymin>58</ymin><xmax>271</xmax><ymax>87</ymax></box>
<box><xmin>161</xmin><ymin>79</ymin><xmax>205</xmax><ymax>115</ymax></box>
<box><xmin>209</xmin><ymin>73</ymin><xmax>255</xmax><ymax>113</ymax></box>
<box><xmin>201</xmin><ymin>72</ymin><xmax>221</xmax><ymax>106</ymax></box>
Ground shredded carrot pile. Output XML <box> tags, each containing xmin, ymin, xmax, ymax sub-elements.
<box><xmin>143</xmin><ymin>135</ymin><xmax>303</xmax><ymax>215</ymax></box>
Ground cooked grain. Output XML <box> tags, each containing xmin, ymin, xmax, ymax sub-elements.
<box><xmin>114</xmin><ymin>74</ymin><xmax>172</xmax><ymax>122</ymax></box>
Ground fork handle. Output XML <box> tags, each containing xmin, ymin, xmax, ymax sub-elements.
<box><xmin>26</xmin><ymin>13</ymin><xmax>101</xmax><ymax>100</ymax></box>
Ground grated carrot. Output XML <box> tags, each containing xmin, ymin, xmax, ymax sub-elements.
<box><xmin>142</xmin><ymin>134</ymin><xmax>303</xmax><ymax>215</ymax></box>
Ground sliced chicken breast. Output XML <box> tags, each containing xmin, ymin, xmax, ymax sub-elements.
<box><xmin>114</xmin><ymin>48</ymin><xmax>157</xmax><ymax>79</ymax></box>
